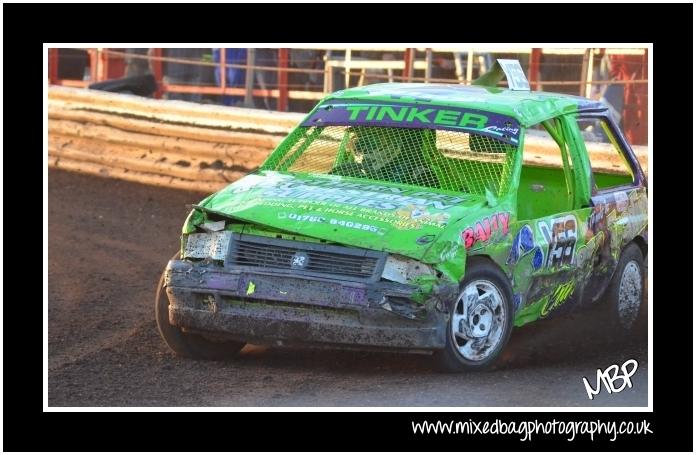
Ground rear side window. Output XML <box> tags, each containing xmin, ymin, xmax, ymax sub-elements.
<box><xmin>576</xmin><ymin>118</ymin><xmax>634</xmax><ymax>190</ymax></box>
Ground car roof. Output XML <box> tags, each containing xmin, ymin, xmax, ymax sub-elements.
<box><xmin>324</xmin><ymin>83</ymin><xmax>607</xmax><ymax>128</ymax></box>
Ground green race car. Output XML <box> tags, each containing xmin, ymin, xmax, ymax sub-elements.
<box><xmin>156</xmin><ymin>62</ymin><xmax>648</xmax><ymax>371</ymax></box>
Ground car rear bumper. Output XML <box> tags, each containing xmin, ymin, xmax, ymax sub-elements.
<box><xmin>164</xmin><ymin>259</ymin><xmax>450</xmax><ymax>351</ymax></box>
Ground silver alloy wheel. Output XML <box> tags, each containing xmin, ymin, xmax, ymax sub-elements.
<box><xmin>451</xmin><ymin>280</ymin><xmax>506</xmax><ymax>361</ymax></box>
<box><xmin>618</xmin><ymin>260</ymin><xmax>642</xmax><ymax>329</ymax></box>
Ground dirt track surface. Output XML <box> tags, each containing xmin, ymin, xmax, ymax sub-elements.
<box><xmin>48</xmin><ymin>169</ymin><xmax>648</xmax><ymax>407</ymax></box>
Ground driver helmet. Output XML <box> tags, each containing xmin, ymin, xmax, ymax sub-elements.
<box><xmin>351</xmin><ymin>127</ymin><xmax>405</xmax><ymax>172</ymax></box>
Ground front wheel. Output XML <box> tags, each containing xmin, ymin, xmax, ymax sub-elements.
<box><xmin>434</xmin><ymin>258</ymin><xmax>514</xmax><ymax>372</ymax></box>
<box><xmin>155</xmin><ymin>257</ymin><xmax>246</xmax><ymax>360</ymax></box>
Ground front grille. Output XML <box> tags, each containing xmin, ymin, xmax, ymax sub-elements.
<box><xmin>227</xmin><ymin>234</ymin><xmax>386</xmax><ymax>282</ymax></box>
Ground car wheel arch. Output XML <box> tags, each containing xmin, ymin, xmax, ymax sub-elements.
<box><xmin>631</xmin><ymin>235</ymin><xmax>648</xmax><ymax>258</ymax></box>
<box><xmin>463</xmin><ymin>254</ymin><xmax>511</xmax><ymax>285</ymax></box>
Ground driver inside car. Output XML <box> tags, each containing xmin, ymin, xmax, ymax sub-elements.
<box><xmin>331</xmin><ymin>127</ymin><xmax>439</xmax><ymax>187</ymax></box>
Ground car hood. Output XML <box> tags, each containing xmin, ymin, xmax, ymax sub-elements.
<box><xmin>195</xmin><ymin>171</ymin><xmax>485</xmax><ymax>260</ymax></box>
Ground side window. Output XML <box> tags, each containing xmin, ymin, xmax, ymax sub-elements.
<box><xmin>576</xmin><ymin>117</ymin><xmax>634</xmax><ymax>190</ymax></box>
<box><xmin>517</xmin><ymin>122</ymin><xmax>573</xmax><ymax>220</ymax></box>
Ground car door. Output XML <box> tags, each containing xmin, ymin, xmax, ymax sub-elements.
<box><xmin>574</xmin><ymin>114</ymin><xmax>648</xmax><ymax>304</ymax></box>
<box><xmin>509</xmin><ymin>115</ymin><xmax>595</xmax><ymax>326</ymax></box>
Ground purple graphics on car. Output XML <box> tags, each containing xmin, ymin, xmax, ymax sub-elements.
<box><xmin>302</xmin><ymin>100</ymin><xmax>522</xmax><ymax>145</ymax></box>
<box><xmin>512</xmin><ymin>293</ymin><xmax>523</xmax><ymax>313</ymax></box>
<box><xmin>508</xmin><ymin>225</ymin><xmax>544</xmax><ymax>270</ymax></box>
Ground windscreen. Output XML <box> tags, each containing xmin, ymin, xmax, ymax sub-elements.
<box><xmin>261</xmin><ymin>125</ymin><xmax>517</xmax><ymax>197</ymax></box>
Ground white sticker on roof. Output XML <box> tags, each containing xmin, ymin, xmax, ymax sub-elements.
<box><xmin>497</xmin><ymin>59</ymin><xmax>530</xmax><ymax>91</ymax></box>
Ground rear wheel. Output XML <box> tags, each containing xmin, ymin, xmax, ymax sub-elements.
<box><xmin>155</xmin><ymin>256</ymin><xmax>245</xmax><ymax>360</ymax></box>
<box><xmin>434</xmin><ymin>258</ymin><xmax>514</xmax><ymax>372</ymax></box>
<box><xmin>603</xmin><ymin>242</ymin><xmax>645</xmax><ymax>333</ymax></box>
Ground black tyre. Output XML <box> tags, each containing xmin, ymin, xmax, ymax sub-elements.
<box><xmin>434</xmin><ymin>257</ymin><xmax>514</xmax><ymax>372</ymax></box>
<box><xmin>602</xmin><ymin>242</ymin><xmax>645</xmax><ymax>334</ymax></box>
<box><xmin>155</xmin><ymin>256</ymin><xmax>246</xmax><ymax>360</ymax></box>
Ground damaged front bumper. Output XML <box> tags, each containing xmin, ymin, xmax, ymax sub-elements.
<box><xmin>164</xmin><ymin>259</ymin><xmax>457</xmax><ymax>352</ymax></box>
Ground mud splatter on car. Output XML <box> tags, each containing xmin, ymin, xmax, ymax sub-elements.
<box><xmin>157</xmin><ymin>61</ymin><xmax>648</xmax><ymax>371</ymax></box>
